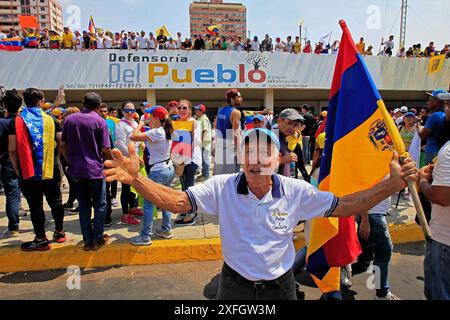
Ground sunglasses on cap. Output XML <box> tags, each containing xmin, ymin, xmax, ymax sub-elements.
<box><xmin>178</xmin><ymin>106</ymin><xmax>189</xmax><ymax>110</ymax></box>
<box><xmin>123</xmin><ymin>109</ymin><xmax>135</xmax><ymax>114</ymax></box>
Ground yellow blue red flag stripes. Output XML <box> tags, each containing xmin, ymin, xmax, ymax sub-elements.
<box><xmin>88</xmin><ymin>16</ymin><xmax>96</xmax><ymax>34</ymax></box>
<box><xmin>306</xmin><ymin>20</ymin><xmax>404</xmax><ymax>293</ymax></box>
<box><xmin>16</xmin><ymin>108</ymin><xmax>55</xmax><ymax>181</ymax></box>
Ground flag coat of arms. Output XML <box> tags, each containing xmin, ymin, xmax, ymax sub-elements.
<box><xmin>306</xmin><ymin>20</ymin><xmax>405</xmax><ymax>293</ymax></box>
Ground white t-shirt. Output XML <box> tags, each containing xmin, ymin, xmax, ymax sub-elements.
<box><xmin>96</xmin><ymin>36</ymin><xmax>105</xmax><ymax>49</ymax></box>
<box><xmin>430</xmin><ymin>141</ymin><xmax>450</xmax><ymax>246</ymax></box>
<box><xmin>275</xmin><ymin>42</ymin><xmax>285</xmax><ymax>52</ymax></box>
<box><xmin>137</xmin><ymin>36</ymin><xmax>148</xmax><ymax>49</ymax></box>
<box><xmin>165</xmin><ymin>41</ymin><xmax>177</xmax><ymax>50</ymax></box>
<box><xmin>104</xmin><ymin>36</ymin><xmax>112</xmax><ymax>49</ymax></box>
<box><xmin>148</xmin><ymin>38</ymin><xmax>157</xmax><ymax>49</ymax></box>
<box><xmin>129</xmin><ymin>38</ymin><xmax>138</xmax><ymax>49</ymax></box>
<box><xmin>176</xmin><ymin>37</ymin><xmax>183</xmax><ymax>49</ymax></box>
<box><xmin>368</xmin><ymin>196</ymin><xmax>391</xmax><ymax>215</ymax></box>
<box><xmin>0</xmin><ymin>32</ymin><xmax>6</xmax><ymax>40</ymax></box>
<box><xmin>145</xmin><ymin>127</ymin><xmax>173</xmax><ymax>172</ymax></box>
<box><xmin>250</xmin><ymin>41</ymin><xmax>259</xmax><ymax>51</ymax></box>
<box><xmin>74</xmin><ymin>35</ymin><xmax>83</xmax><ymax>49</ymax></box>
<box><xmin>186</xmin><ymin>172</ymin><xmax>338</xmax><ymax>281</ymax></box>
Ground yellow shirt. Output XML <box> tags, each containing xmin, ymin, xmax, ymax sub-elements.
<box><xmin>316</xmin><ymin>132</ymin><xmax>326</xmax><ymax>150</ymax></box>
<box><xmin>107</xmin><ymin>116</ymin><xmax>121</xmax><ymax>124</ymax></box>
<box><xmin>356</xmin><ymin>41</ymin><xmax>365</xmax><ymax>54</ymax></box>
<box><xmin>293</xmin><ymin>42</ymin><xmax>302</xmax><ymax>54</ymax></box>
<box><xmin>50</xmin><ymin>34</ymin><xmax>61</xmax><ymax>42</ymax></box>
<box><xmin>62</xmin><ymin>32</ymin><xmax>74</xmax><ymax>48</ymax></box>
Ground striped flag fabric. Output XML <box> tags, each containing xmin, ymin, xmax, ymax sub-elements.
<box><xmin>15</xmin><ymin>107</ymin><xmax>55</xmax><ymax>180</ymax></box>
<box><xmin>306</xmin><ymin>20</ymin><xmax>408</xmax><ymax>294</ymax></box>
<box><xmin>0</xmin><ymin>38</ymin><xmax>23</xmax><ymax>51</ymax></box>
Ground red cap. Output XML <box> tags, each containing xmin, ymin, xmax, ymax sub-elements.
<box><xmin>166</xmin><ymin>100</ymin><xmax>179</xmax><ymax>110</ymax></box>
<box><xmin>151</xmin><ymin>107</ymin><xmax>169</xmax><ymax>121</ymax></box>
<box><xmin>194</xmin><ymin>104</ymin><xmax>206</xmax><ymax>113</ymax></box>
<box><xmin>226</xmin><ymin>89</ymin><xmax>240</xmax><ymax>101</ymax></box>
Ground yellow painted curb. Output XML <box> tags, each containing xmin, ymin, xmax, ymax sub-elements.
<box><xmin>0</xmin><ymin>223</ymin><xmax>424</xmax><ymax>273</ymax></box>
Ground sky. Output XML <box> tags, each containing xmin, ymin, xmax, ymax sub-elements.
<box><xmin>60</xmin><ymin>0</ymin><xmax>450</xmax><ymax>51</ymax></box>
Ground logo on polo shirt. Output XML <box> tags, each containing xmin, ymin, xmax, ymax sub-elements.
<box><xmin>272</xmin><ymin>210</ymin><xmax>290</xmax><ymax>232</ymax></box>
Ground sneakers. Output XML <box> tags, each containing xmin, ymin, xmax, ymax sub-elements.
<box><xmin>341</xmin><ymin>266</ymin><xmax>353</xmax><ymax>288</ymax></box>
<box><xmin>174</xmin><ymin>217</ymin><xmax>196</xmax><ymax>226</ymax></box>
<box><xmin>121</xmin><ymin>215</ymin><xmax>141</xmax><ymax>225</ymax></box>
<box><xmin>21</xmin><ymin>238</ymin><xmax>51</xmax><ymax>252</ymax></box>
<box><xmin>129</xmin><ymin>208</ymin><xmax>144</xmax><ymax>217</ymax></box>
<box><xmin>111</xmin><ymin>198</ymin><xmax>119</xmax><ymax>208</ymax></box>
<box><xmin>154</xmin><ymin>229</ymin><xmax>173</xmax><ymax>239</ymax></box>
<box><xmin>91</xmin><ymin>239</ymin><xmax>106</xmax><ymax>251</ymax></box>
<box><xmin>83</xmin><ymin>242</ymin><xmax>92</xmax><ymax>251</ymax></box>
<box><xmin>375</xmin><ymin>292</ymin><xmax>401</xmax><ymax>300</ymax></box>
<box><xmin>104</xmin><ymin>220</ymin><xmax>113</xmax><ymax>228</ymax></box>
<box><xmin>70</xmin><ymin>206</ymin><xmax>79</xmax><ymax>214</ymax></box>
<box><xmin>1</xmin><ymin>229</ymin><xmax>19</xmax><ymax>238</ymax></box>
<box><xmin>53</xmin><ymin>230</ymin><xmax>67</xmax><ymax>244</ymax></box>
<box><xmin>130</xmin><ymin>235</ymin><xmax>152</xmax><ymax>246</ymax></box>
<box><xmin>0</xmin><ymin>188</ymin><xmax>4</xmax><ymax>196</ymax></box>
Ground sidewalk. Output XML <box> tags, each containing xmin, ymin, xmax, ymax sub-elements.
<box><xmin>0</xmin><ymin>178</ymin><xmax>423</xmax><ymax>273</ymax></box>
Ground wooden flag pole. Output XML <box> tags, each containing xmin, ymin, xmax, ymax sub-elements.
<box><xmin>377</xmin><ymin>99</ymin><xmax>432</xmax><ymax>240</ymax></box>
<box><xmin>407</xmin><ymin>180</ymin><xmax>432</xmax><ymax>240</ymax></box>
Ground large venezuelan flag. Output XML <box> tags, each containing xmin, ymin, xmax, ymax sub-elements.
<box><xmin>15</xmin><ymin>108</ymin><xmax>55</xmax><ymax>180</ymax></box>
<box><xmin>306</xmin><ymin>20</ymin><xmax>406</xmax><ymax>294</ymax></box>
<box><xmin>0</xmin><ymin>38</ymin><xmax>23</xmax><ymax>51</ymax></box>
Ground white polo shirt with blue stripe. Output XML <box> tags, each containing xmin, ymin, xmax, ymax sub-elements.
<box><xmin>186</xmin><ymin>172</ymin><xmax>339</xmax><ymax>282</ymax></box>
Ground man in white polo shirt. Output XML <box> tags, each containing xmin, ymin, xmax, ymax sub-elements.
<box><xmin>419</xmin><ymin>105</ymin><xmax>450</xmax><ymax>300</ymax></box>
<box><xmin>103</xmin><ymin>128</ymin><xmax>418</xmax><ymax>300</ymax></box>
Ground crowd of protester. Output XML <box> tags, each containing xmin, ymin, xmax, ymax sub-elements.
<box><xmin>0</xmin><ymin>85</ymin><xmax>449</xmax><ymax>300</ymax></box>
<box><xmin>1</xmin><ymin>26</ymin><xmax>449</xmax><ymax>58</ymax></box>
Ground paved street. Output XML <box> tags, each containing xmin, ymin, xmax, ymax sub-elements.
<box><xmin>0</xmin><ymin>242</ymin><xmax>426</xmax><ymax>300</ymax></box>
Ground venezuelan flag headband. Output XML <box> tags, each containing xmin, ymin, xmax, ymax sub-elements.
<box><xmin>306</xmin><ymin>20</ymin><xmax>408</xmax><ymax>294</ymax></box>
<box><xmin>15</xmin><ymin>107</ymin><xmax>55</xmax><ymax>180</ymax></box>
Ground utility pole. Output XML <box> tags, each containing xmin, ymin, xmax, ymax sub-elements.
<box><xmin>399</xmin><ymin>0</ymin><xmax>408</xmax><ymax>49</ymax></box>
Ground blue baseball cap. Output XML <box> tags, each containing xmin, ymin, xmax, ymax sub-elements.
<box><xmin>140</xmin><ymin>102</ymin><xmax>149</xmax><ymax>108</ymax></box>
<box><xmin>242</xmin><ymin>128</ymin><xmax>281</xmax><ymax>151</ymax></box>
<box><xmin>427</xmin><ymin>89</ymin><xmax>449</xmax><ymax>99</ymax></box>
<box><xmin>144</xmin><ymin>105</ymin><xmax>162</xmax><ymax>114</ymax></box>
<box><xmin>404</xmin><ymin>112</ymin><xmax>415</xmax><ymax>118</ymax></box>
<box><xmin>252</xmin><ymin>114</ymin><xmax>265</xmax><ymax>122</ymax></box>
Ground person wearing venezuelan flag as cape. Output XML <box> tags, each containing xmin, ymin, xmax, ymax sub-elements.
<box><xmin>9</xmin><ymin>88</ymin><xmax>66</xmax><ymax>252</ymax></box>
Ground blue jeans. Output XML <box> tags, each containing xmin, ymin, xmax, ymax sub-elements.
<box><xmin>73</xmin><ymin>178</ymin><xmax>107</xmax><ymax>244</ymax></box>
<box><xmin>424</xmin><ymin>239</ymin><xmax>450</xmax><ymax>300</ymax></box>
<box><xmin>141</xmin><ymin>166</ymin><xmax>175</xmax><ymax>240</ymax></box>
<box><xmin>0</xmin><ymin>158</ymin><xmax>20</xmax><ymax>231</ymax></box>
<box><xmin>357</xmin><ymin>214</ymin><xmax>393</xmax><ymax>297</ymax></box>
<box><xmin>293</xmin><ymin>246</ymin><xmax>308</xmax><ymax>276</ymax></box>
<box><xmin>302</xmin><ymin>136</ymin><xmax>311</xmax><ymax>164</ymax></box>
<box><xmin>201</xmin><ymin>148</ymin><xmax>210</xmax><ymax>178</ymax></box>
<box><xmin>180</xmin><ymin>163</ymin><xmax>198</xmax><ymax>191</ymax></box>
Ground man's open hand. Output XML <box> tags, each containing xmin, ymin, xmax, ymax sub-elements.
<box><xmin>103</xmin><ymin>142</ymin><xmax>140</xmax><ymax>186</ymax></box>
